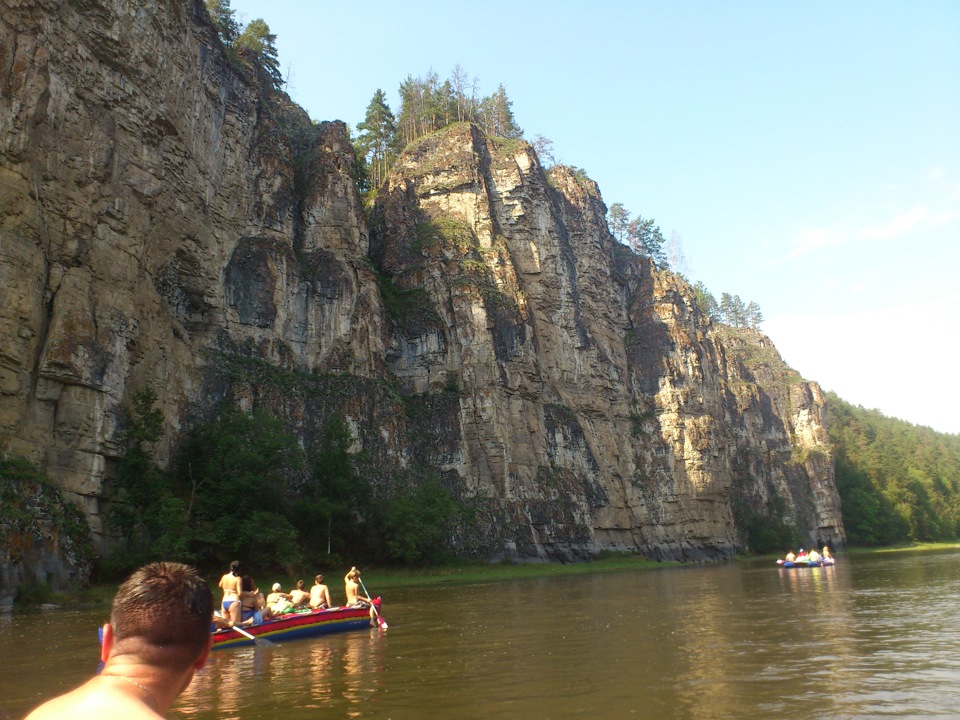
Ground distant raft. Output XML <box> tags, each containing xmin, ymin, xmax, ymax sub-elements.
<box><xmin>776</xmin><ymin>558</ymin><xmax>836</xmax><ymax>569</ymax></box>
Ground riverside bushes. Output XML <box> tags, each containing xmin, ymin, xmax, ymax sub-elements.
<box><xmin>102</xmin><ymin>390</ymin><xmax>467</xmax><ymax>577</ymax></box>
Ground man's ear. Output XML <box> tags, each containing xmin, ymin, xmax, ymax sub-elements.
<box><xmin>100</xmin><ymin>623</ymin><xmax>114</xmax><ymax>664</ymax></box>
<box><xmin>194</xmin><ymin>630</ymin><xmax>214</xmax><ymax>670</ymax></box>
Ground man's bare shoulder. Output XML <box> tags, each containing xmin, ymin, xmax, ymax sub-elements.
<box><xmin>25</xmin><ymin>681</ymin><xmax>162</xmax><ymax>720</ymax></box>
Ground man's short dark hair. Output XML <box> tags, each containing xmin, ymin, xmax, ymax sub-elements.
<box><xmin>111</xmin><ymin>562</ymin><xmax>212</xmax><ymax>665</ymax></box>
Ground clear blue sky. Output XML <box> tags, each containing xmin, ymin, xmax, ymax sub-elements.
<box><xmin>229</xmin><ymin>0</ymin><xmax>960</xmax><ymax>434</ymax></box>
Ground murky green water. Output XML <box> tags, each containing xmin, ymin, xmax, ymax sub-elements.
<box><xmin>4</xmin><ymin>549</ymin><xmax>960</xmax><ymax>719</ymax></box>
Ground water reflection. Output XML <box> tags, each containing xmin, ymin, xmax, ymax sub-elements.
<box><xmin>173</xmin><ymin>628</ymin><xmax>386</xmax><ymax>719</ymax></box>
<box><xmin>6</xmin><ymin>550</ymin><xmax>960</xmax><ymax>719</ymax></box>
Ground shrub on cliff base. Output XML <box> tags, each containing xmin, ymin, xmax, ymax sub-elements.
<box><xmin>104</xmin><ymin>389</ymin><xmax>191</xmax><ymax>577</ymax></box>
<box><xmin>174</xmin><ymin>406</ymin><xmax>304</xmax><ymax>570</ymax></box>
<box><xmin>291</xmin><ymin>416</ymin><xmax>372</xmax><ymax>566</ymax></box>
<box><xmin>372</xmin><ymin>474</ymin><xmax>464</xmax><ymax>564</ymax></box>
<box><xmin>732</xmin><ymin>496</ymin><xmax>801</xmax><ymax>554</ymax></box>
<box><xmin>0</xmin><ymin>453</ymin><xmax>95</xmax><ymax>584</ymax></box>
<box><xmin>104</xmin><ymin>386</ymin><xmax>475</xmax><ymax>572</ymax></box>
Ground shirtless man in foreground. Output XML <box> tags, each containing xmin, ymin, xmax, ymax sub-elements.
<box><xmin>25</xmin><ymin>561</ymin><xmax>213</xmax><ymax>719</ymax></box>
<box><xmin>309</xmin><ymin>573</ymin><xmax>333</xmax><ymax>610</ymax></box>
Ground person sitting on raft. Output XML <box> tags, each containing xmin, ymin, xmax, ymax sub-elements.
<box><xmin>822</xmin><ymin>546</ymin><xmax>833</xmax><ymax>560</ymax></box>
<box><xmin>785</xmin><ymin>551</ymin><xmax>796</xmax><ymax>562</ymax></box>
<box><xmin>310</xmin><ymin>574</ymin><xmax>333</xmax><ymax>610</ymax></box>
<box><xmin>289</xmin><ymin>580</ymin><xmax>311</xmax><ymax>609</ymax></box>
<box><xmin>238</xmin><ymin>576</ymin><xmax>266</xmax><ymax>626</ymax></box>
<box><xmin>266</xmin><ymin>583</ymin><xmax>293</xmax><ymax>615</ymax></box>
<box><xmin>796</xmin><ymin>548</ymin><xmax>808</xmax><ymax>559</ymax></box>
<box><xmin>211</xmin><ymin>613</ymin><xmax>234</xmax><ymax>631</ymax></box>
<box><xmin>808</xmin><ymin>549</ymin><xmax>821</xmax><ymax>563</ymax></box>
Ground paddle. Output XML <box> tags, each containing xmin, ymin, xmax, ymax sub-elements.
<box><xmin>358</xmin><ymin>576</ymin><xmax>388</xmax><ymax>630</ymax></box>
<box><xmin>229</xmin><ymin>621</ymin><xmax>275</xmax><ymax>647</ymax></box>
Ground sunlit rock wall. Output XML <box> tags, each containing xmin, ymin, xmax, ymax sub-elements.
<box><xmin>370</xmin><ymin>124</ymin><xmax>845</xmax><ymax>560</ymax></box>
<box><xmin>0</xmin><ymin>0</ymin><xmax>383</xmax><ymax>546</ymax></box>
<box><xmin>0</xmin><ymin>0</ymin><xmax>844</xmax><ymax>566</ymax></box>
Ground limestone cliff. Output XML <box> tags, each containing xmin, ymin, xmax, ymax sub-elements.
<box><xmin>369</xmin><ymin>125</ymin><xmax>843</xmax><ymax>560</ymax></box>
<box><xmin>0</xmin><ymin>0</ymin><xmax>844</xmax><ymax>576</ymax></box>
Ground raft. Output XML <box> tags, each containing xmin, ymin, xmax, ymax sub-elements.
<box><xmin>212</xmin><ymin>600</ymin><xmax>382</xmax><ymax>650</ymax></box>
<box><xmin>777</xmin><ymin>558</ymin><xmax>835</xmax><ymax>569</ymax></box>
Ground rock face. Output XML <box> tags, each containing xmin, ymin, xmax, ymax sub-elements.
<box><xmin>370</xmin><ymin>126</ymin><xmax>843</xmax><ymax>560</ymax></box>
<box><xmin>0</xmin><ymin>0</ymin><xmax>844</xmax><ymax>570</ymax></box>
<box><xmin>0</xmin><ymin>0</ymin><xmax>379</xmax><ymax>546</ymax></box>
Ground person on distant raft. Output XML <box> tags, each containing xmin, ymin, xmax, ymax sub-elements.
<box><xmin>808</xmin><ymin>548</ymin><xmax>821</xmax><ymax>563</ymax></box>
<box><xmin>218</xmin><ymin>560</ymin><xmax>243</xmax><ymax>625</ymax></box>
<box><xmin>344</xmin><ymin>566</ymin><xmax>376</xmax><ymax>626</ymax></box>
<box><xmin>289</xmin><ymin>579</ymin><xmax>311</xmax><ymax>609</ymax></box>
<box><xmin>785</xmin><ymin>551</ymin><xmax>796</xmax><ymax>562</ymax></box>
<box><xmin>822</xmin><ymin>546</ymin><xmax>833</xmax><ymax>560</ymax></box>
<box><xmin>796</xmin><ymin>548</ymin><xmax>808</xmax><ymax>559</ymax></box>
<box><xmin>310</xmin><ymin>573</ymin><xmax>333</xmax><ymax>610</ymax></box>
<box><xmin>25</xmin><ymin>562</ymin><xmax>213</xmax><ymax>720</ymax></box>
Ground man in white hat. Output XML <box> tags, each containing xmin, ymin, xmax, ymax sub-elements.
<box><xmin>265</xmin><ymin>582</ymin><xmax>293</xmax><ymax>616</ymax></box>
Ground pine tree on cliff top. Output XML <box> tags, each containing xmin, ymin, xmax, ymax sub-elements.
<box><xmin>206</xmin><ymin>0</ymin><xmax>240</xmax><ymax>43</ymax></box>
<box><xmin>605</xmin><ymin>203</ymin><xmax>668</xmax><ymax>267</ymax></box>
<box><xmin>357</xmin><ymin>89</ymin><xmax>397</xmax><ymax>190</ymax></box>
<box><xmin>481</xmin><ymin>84</ymin><xmax>523</xmax><ymax>139</ymax></box>
<box><xmin>235</xmin><ymin>18</ymin><xmax>283</xmax><ymax>89</ymax></box>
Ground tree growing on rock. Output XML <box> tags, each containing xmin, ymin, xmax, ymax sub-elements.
<box><xmin>693</xmin><ymin>281</ymin><xmax>720</xmax><ymax>321</ymax></box>
<box><xmin>606</xmin><ymin>203</ymin><xmax>667</xmax><ymax>267</ymax></box>
<box><xmin>716</xmin><ymin>292</ymin><xmax>762</xmax><ymax>328</ymax></box>
<box><xmin>235</xmin><ymin>18</ymin><xmax>284</xmax><ymax>89</ymax></box>
<box><xmin>205</xmin><ymin>0</ymin><xmax>240</xmax><ymax>43</ymax></box>
<box><xmin>481</xmin><ymin>84</ymin><xmax>523</xmax><ymax>139</ymax></box>
<box><xmin>356</xmin><ymin>89</ymin><xmax>397</xmax><ymax>191</ymax></box>
<box><xmin>533</xmin><ymin>133</ymin><xmax>556</xmax><ymax>167</ymax></box>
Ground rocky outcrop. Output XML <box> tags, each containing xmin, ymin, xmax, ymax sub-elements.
<box><xmin>370</xmin><ymin>125</ymin><xmax>844</xmax><ymax>560</ymax></box>
<box><xmin>0</xmin><ymin>455</ymin><xmax>94</xmax><ymax>609</ymax></box>
<box><xmin>0</xmin><ymin>0</ymin><xmax>382</xmax><ymax>547</ymax></box>
<box><xmin>0</xmin><ymin>0</ymin><xmax>844</xmax><ymax>577</ymax></box>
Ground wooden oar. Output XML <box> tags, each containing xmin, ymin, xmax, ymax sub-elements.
<box><xmin>358</xmin><ymin>577</ymin><xmax>388</xmax><ymax>630</ymax></box>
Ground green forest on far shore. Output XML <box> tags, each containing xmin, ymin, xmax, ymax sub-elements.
<box><xmin>827</xmin><ymin>393</ymin><xmax>960</xmax><ymax>546</ymax></box>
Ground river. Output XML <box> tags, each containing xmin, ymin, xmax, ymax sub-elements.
<box><xmin>3</xmin><ymin>548</ymin><xmax>960</xmax><ymax>719</ymax></box>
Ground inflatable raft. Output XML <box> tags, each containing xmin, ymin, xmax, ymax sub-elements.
<box><xmin>777</xmin><ymin>558</ymin><xmax>835</xmax><ymax>568</ymax></box>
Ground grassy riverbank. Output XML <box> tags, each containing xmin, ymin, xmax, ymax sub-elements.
<box><xmin>843</xmin><ymin>541</ymin><xmax>960</xmax><ymax>555</ymax></box>
<box><xmin>354</xmin><ymin>554</ymin><xmax>671</xmax><ymax>590</ymax></box>
<box><xmin>22</xmin><ymin>554</ymin><xmax>670</xmax><ymax>610</ymax></box>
